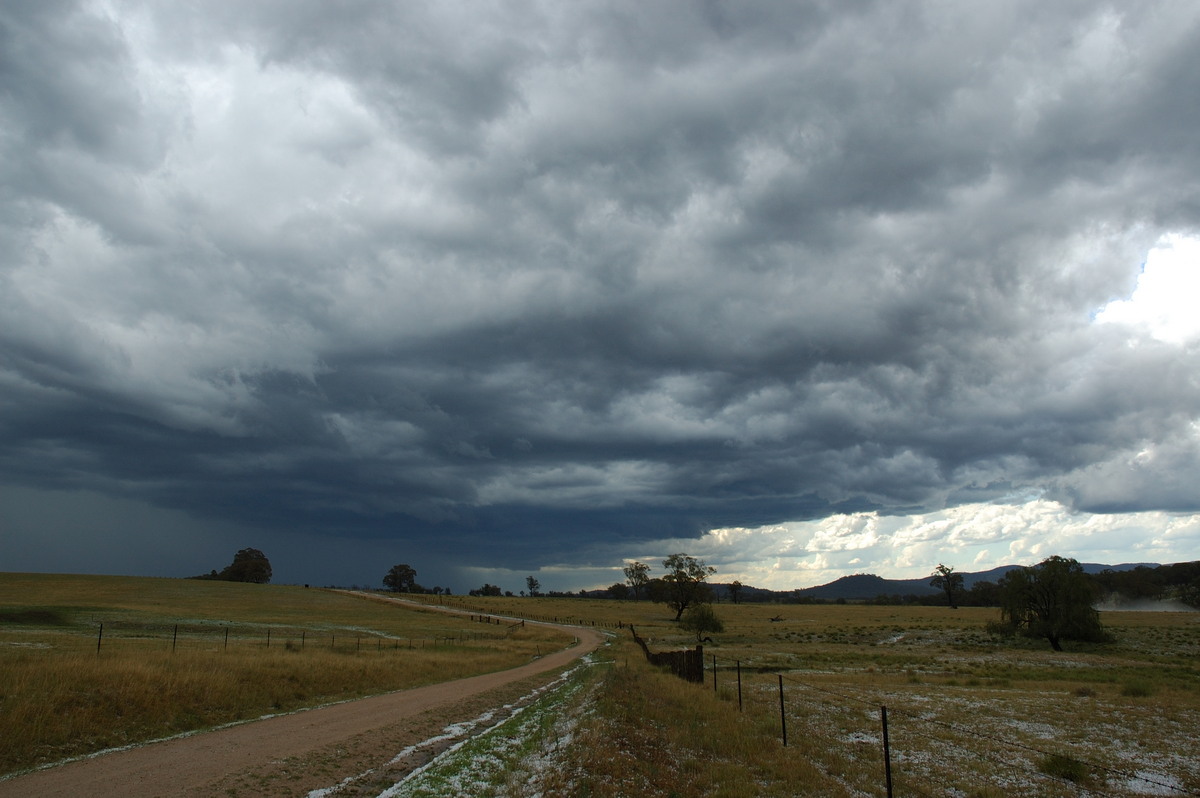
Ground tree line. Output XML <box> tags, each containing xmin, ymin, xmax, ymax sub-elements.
<box><xmin>377</xmin><ymin>553</ymin><xmax>1197</xmax><ymax>653</ymax></box>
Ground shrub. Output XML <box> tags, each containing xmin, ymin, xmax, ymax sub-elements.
<box><xmin>1038</xmin><ymin>753</ymin><xmax>1088</xmax><ymax>784</ymax></box>
<box><xmin>1121</xmin><ymin>680</ymin><xmax>1155</xmax><ymax>697</ymax></box>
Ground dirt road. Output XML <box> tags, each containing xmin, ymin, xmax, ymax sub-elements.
<box><xmin>1</xmin><ymin>615</ymin><xmax>604</xmax><ymax>798</ymax></box>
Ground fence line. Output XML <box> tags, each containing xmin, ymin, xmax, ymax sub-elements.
<box><xmin>74</xmin><ymin>619</ymin><xmax>508</xmax><ymax>656</ymax></box>
<box><xmin>702</xmin><ymin>656</ymin><xmax>1198</xmax><ymax>798</ymax></box>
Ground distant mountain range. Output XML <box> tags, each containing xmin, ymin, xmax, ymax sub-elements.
<box><xmin>716</xmin><ymin>562</ymin><xmax>1159</xmax><ymax>602</ymax></box>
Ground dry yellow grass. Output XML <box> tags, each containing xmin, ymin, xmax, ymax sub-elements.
<box><xmin>475</xmin><ymin>596</ymin><xmax>1200</xmax><ymax>796</ymax></box>
<box><xmin>5</xmin><ymin>578</ymin><xmax>1198</xmax><ymax>795</ymax></box>
<box><xmin>536</xmin><ymin>636</ymin><xmax>856</xmax><ymax>797</ymax></box>
<box><xmin>0</xmin><ymin>574</ymin><xmax>573</xmax><ymax>775</ymax></box>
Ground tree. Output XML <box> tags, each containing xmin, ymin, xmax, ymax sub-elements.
<box><xmin>220</xmin><ymin>548</ymin><xmax>272</xmax><ymax>583</ymax></box>
<box><xmin>964</xmin><ymin>580</ymin><xmax>1001</xmax><ymax>607</ymax></box>
<box><xmin>608</xmin><ymin>582</ymin><xmax>631</xmax><ymax>600</ymax></box>
<box><xmin>679</xmin><ymin>604</ymin><xmax>724</xmax><ymax>642</ymax></box>
<box><xmin>623</xmin><ymin>561</ymin><xmax>650</xmax><ymax>600</ymax></box>
<box><xmin>727</xmin><ymin>580</ymin><xmax>744</xmax><ymax>604</ymax></box>
<box><xmin>526</xmin><ymin>575</ymin><xmax>541</xmax><ymax>596</ymax></box>
<box><xmin>930</xmin><ymin>564</ymin><xmax>964</xmax><ymax>609</ymax></box>
<box><xmin>383</xmin><ymin>564</ymin><xmax>417</xmax><ymax>593</ymax></box>
<box><xmin>660</xmin><ymin>553</ymin><xmax>715</xmax><ymax>621</ymax></box>
<box><xmin>469</xmin><ymin>583</ymin><xmax>502</xmax><ymax>597</ymax></box>
<box><xmin>998</xmin><ymin>556</ymin><xmax>1108</xmax><ymax>651</ymax></box>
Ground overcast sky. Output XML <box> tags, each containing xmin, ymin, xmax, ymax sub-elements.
<box><xmin>2</xmin><ymin>1</ymin><xmax>1199</xmax><ymax>593</ymax></box>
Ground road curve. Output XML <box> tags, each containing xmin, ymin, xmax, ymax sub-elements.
<box><xmin>1</xmin><ymin>605</ymin><xmax>603</xmax><ymax>798</ymax></box>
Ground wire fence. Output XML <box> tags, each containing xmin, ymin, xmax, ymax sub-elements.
<box><xmin>353</xmin><ymin>599</ymin><xmax>1198</xmax><ymax>796</ymax></box>
<box><xmin>418</xmin><ymin>597</ymin><xmax>630</xmax><ymax>631</ymax></box>
<box><xmin>704</xmin><ymin>653</ymin><xmax>1199</xmax><ymax>797</ymax></box>
<box><xmin>49</xmin><ymin>595</ymin><xmax>1193</xmax><ymax>795</ymax></box>
<box><xmin>73</xmin><ymin>618</ymin><xmax>511</xmax><ymax>656</ymax></box>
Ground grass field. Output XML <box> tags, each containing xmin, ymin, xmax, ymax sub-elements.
<box><xmin>427</xmin><ymin>594</ymin><xmax>1200</xmax><ymax>797</ymax></box>
<box><xmin>3</xmin><ymin>577</ymin><xmax>1198</xmax><ymax>795</ymax></box>
<box><xmin>0</xmin><ymin>574</ymin><xmax>573</xmax><ymax>776</ymax></box>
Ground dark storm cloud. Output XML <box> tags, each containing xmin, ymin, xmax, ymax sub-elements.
<box><xmin>2</xmin><ymin>0</ymin><xmax>1200</xmax><ymax>579</ymax></box>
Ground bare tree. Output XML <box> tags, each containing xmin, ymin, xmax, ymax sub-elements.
<box><xmin>526</xmin><ymin>575</ymin><xmax>540</xmax><ymax>596</ymax></box>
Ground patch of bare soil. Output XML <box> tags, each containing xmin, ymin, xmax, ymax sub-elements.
<box><xmin>0</xmin><ymin>625</ymin><xmax>602</xmax><ymax>798</ymax></box>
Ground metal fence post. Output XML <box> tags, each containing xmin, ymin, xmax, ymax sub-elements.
<box><xmin>881</xmin><ymin>706</ymin><xmax>893</xmax><ymax>798</ymax></box>
<box><xmin>778</xmin><ymin>675</ymin><xmax>787</xmax><ymax>747</ymax></box>
<box><xmin>737</xmin><ymin>660</ymin><xmax>742</xmax><ymax>711</ymax></box>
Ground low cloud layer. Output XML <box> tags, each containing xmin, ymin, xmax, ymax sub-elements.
<box><xmin>2</xmin><ymin>2</ymin><xmax>1199</xmax><ymax>588</ymax></box>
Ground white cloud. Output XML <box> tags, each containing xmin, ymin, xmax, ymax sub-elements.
<box><xmin>632</xmin><ymin>500</ymin><xmax>1200</xmax><ymax>591</ymax></box>
<box><xmin>1096</xmin><ymin>233</ymin><xmax>1200</xmax><ymax>344</ymax></box>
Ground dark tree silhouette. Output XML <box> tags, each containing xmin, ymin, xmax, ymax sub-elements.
<box><xmin>608</xmin><ymin>582</ymin><xmax>631</xmax><ymax>600</ymax></box>
<box><xmin>999</xmin><ymin>556</ymin><xmax>1108</xmax><ymax>651</ymax></box>
<box><xmin>930</xmin><ymin>563</ymin><xmax>964</xmax><ymax>608</ymax></box>
<box><xmin>219</xmin><ymin>548</ymin><xmax>272</xmax><ymax>584</ymax></box>
<box><xmin>383</xmin><ymin>564</ymin><xmax>417</xmax><ymax>592</ymax></box>
<box><xmin>623</xmin><ymin>561</ymin><xmax>650</xmax><ymax>600</ymax></box>
<box><xmin>660</xmin><ymin>553</ymin><xmax>715</xmax><ymax>621</ymax></box>
<box><xmin>679</xmin><ymin>604</ymin><xmax>724</xmax><ymax>642</ymax></box>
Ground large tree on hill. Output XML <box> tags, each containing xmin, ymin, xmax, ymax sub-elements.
<box><xmin>383</xmin><ymin>564</ymin><xmax>417</xmax><ymax>592</ymax></box>
<box><xmin>220</xmin><ymin>548</ymin><xmax>272</xmax><ymax>584</ymax></box>
<box><xmin>930</xmin><ymin>564</ymin><xmax>964</xmax><ymax>609</ymax></box>
<box><xmin>660</xmin><ymin>553</ymin><xmax>715</xmax><ymax>621</ymax></box>
<box><xmin>998</xmin><ymin>555</ymin><xmax>1108</xmax><ymax>651</ymax></box>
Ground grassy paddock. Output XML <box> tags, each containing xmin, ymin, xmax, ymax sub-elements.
<box><xmin>5</xmin><ymin>579</ymin><xmax>1198</xmax><ymax>794</ymax></box>
<box><xmin>0</xmin><ymin>574</ymin><xmax>573</xmax><ymax>776</ymax></box>
<box><xmin>454</xmin><ymin>595</ymin><xmax>1200</xmax><ymax>796</ymax></box>
<box><xmin>539</xmin><ymin>638</ymin><xmax>855</xmax><ymax>798</ymax></box>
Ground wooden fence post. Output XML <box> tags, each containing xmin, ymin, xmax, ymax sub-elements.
<box><xmin>97</xmin><ymin>622</ymin><xmax>103</xmax><ymax>655</ymax></box>
<box><xmin>173</xmin><ymin>624</ymin><xmax>178</xmax><ymax>653</ymax></box>
<box><xmin>713</xmin><ymin>655</ymin><xmax>718</xmax><ymax>694</ymax></box>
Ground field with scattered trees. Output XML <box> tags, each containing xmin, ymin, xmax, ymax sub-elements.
<box><xmin>2</xmin><ymin>565</ymin><xmax>1198</xmax><ymax>795</ymax></box>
